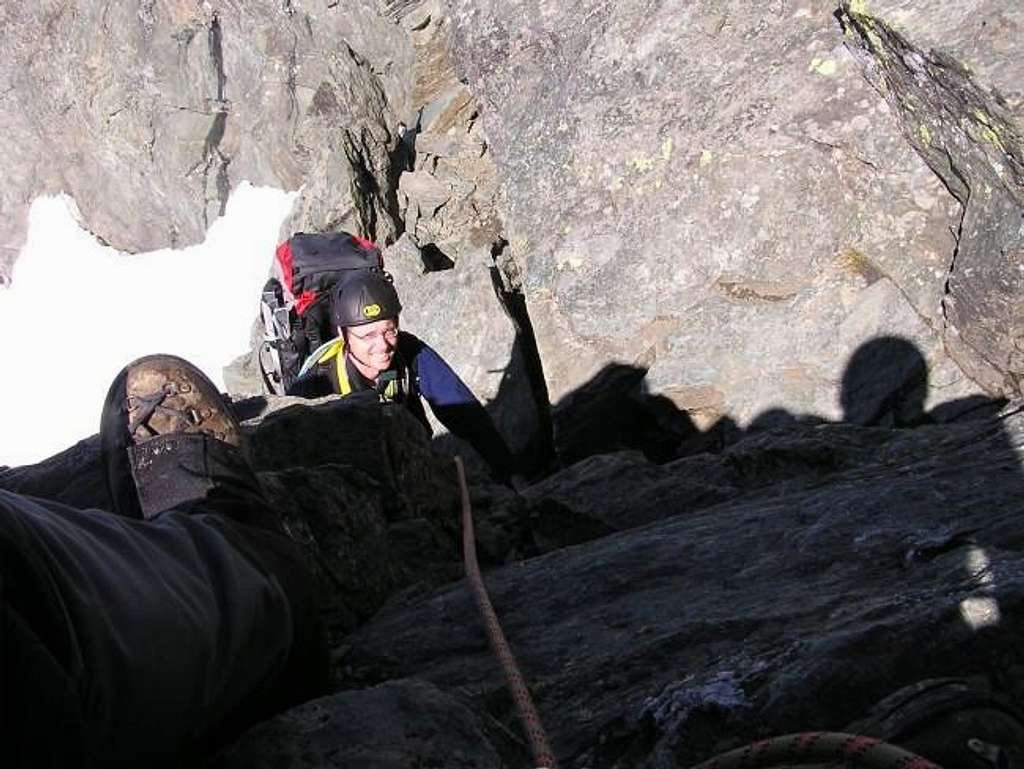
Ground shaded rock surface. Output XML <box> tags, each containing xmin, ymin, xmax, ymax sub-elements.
<box><xmin>340</xmin><ymin>403</ymin><xmax>1024</xmax><ymax>768</ymax></box>
<box><xmin>208</xmin><ymin>679</ymin><xmax>512</xmax><ymax>769</ymax></box>
<box><xmin>0</xmin><ymin>395</ymin><xmax>489</xmax><ymax>631</ymax></box>
<box><xmin>2</xmin><ymin>377</ymin><xmax>1023</xmax><ymax>767</ymax></box>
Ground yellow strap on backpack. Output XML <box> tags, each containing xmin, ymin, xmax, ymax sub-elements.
<box><xmin>334</xmin><ymin>348</ymin><xmax>352</xmax><ymax>396</ymax></box>
<box><xmin>316</xmin><ymin>339</ymin><xmax>352</xmax><ymax>396</ymax></box>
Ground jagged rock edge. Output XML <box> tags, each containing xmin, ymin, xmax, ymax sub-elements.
<box><xmin>837</xmin><ymin>2</ymin><xmax>1024</xmax><ymax>394</ymax></box>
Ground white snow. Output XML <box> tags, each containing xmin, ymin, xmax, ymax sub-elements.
<box><xmin>0</xmin><ymin>184</ymin><xmax>295</xmax><ymax>468</ymax></box>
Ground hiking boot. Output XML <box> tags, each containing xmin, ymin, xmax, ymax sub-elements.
<box><xmin>123</xmin><ymin>356</ymin><xmax>241</xmax><ymax>447</ymax></box>
<box><xmin>101</xmin><ymin>354</ymin><xmax>252</xmax><ymax>520</ymax></box>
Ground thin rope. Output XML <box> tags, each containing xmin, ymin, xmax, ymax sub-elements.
<box><xmin>455</xmin><ymin>456</ymin><xmax>557</xmax><ymax>769</ymax></box>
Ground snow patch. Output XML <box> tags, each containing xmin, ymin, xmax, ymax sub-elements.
<box><xmin>0</xmin><ymin>184</ymin><xmax>295</xmax><ymax>467</ymax></box>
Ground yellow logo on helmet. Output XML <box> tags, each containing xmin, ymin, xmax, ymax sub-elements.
<box><xmin>363</xmin><ymin>303</ymin><xmax>382</xmax><ymax>319</ymax></box>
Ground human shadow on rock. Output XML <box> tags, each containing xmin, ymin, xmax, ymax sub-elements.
<box><xmin>831</xmin><ymin>336</ymin><xmax>1023</xmax><ymax>753</ymax></box>
<box><xmin>739</xmin><ymin>335</ymin><xmax>1007</xmax><ymax>440</ymax></box>
<box><xmin>741</xmin><ymin>335</ymin><xmax>1023</xmax><ymax>671</ymax></box>
<box><xmin>549</xmin><ymin>362</ymin><xmax>709</xmax><ymax>467</ymax></box>
<box><xmin>840</xmin><ymin>335</ymin><xmax>1005</xmax><ymax>427</ymax></box>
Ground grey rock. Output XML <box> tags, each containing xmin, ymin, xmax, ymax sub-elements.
<box><xmin>399</xmin><ymin>167</ymin><xmax>455</xmax><ymax>219</ymax></box>
<box><xmin>442</xmin><ymin>0</ymin><xmax>1020</xmax><ymax>426</ymax></box>
<box><xmin>419</xmin><ymin>82</ymin><xmax>468</xmax><ymax>132</ymax></box>
<box><xmin>6</xmin><ymin>0</ymin><xmax>1023</xmax><ymax>448</ymax></box>
<box><xmin>277</xmin><ymin>38</ymin><xmax>405</xmax><ymax>243</ymax></box>
<box><xmin>838</xmin><ymin>1</ymin><xmax>1024</xmax><ymax>396</ymax></box>
<box><xmin>384</xmin><ymin>234</ymin><xmax>548</xmax><ymax>464</ymax></box>
<box><xmin>3</xmin><ymin>358</ymin><xmax>1023</xmax><ymax>768</ymax></box>
<box><xmin>0</xmin><ymin>435</ymin><xmax>110</xmax><ymax>510</ymax></box>
<box><xmin>4</xmin><ymin>4</ymin><xmax>1024</xmax><ymax>766</ymax></box>
<box><xmin>246</xmin><ymin>397</ymin><xmax>470</xmax><ymax>629</ymax></box>
<box><xmin>395</xmin><ymin>0</ymin><xmax>502</xmax><ymax>264</ymax></box>
<box><xmin>381</xmin><ymin>0</ymin><xmax>435</xmax><ymax>26</ymax></box>
<box><xmin>379</xmin><ymin>2</ymin><xmax>544</xmax><ymax>455</ymax></box>
<box><xmin>0</xmin><ymin>395</ymin><xmax>469</xmax><ymax>631</ymax></box>
<box><xmin>0</xmin><ymin>0</ymin><xmax>413</xmax><ymax>282</ymax></box>
<box><xmin>843</xmin><ymin>676</ymin><xmax>1024</xmax><ymax>769</ymax></box>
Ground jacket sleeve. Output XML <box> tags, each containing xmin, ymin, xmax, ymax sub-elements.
<box><xmin>409</xmin><ymin>337</ymin><xmax>516</xmax><ymax>483</ymax></box>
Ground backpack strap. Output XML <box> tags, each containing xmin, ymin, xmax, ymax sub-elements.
<box><xmin>294</xmin><ymin>336</ymin><xmax>353</xmax><ymax>395</ymax></box>
<box><xmin>298</xmin><ymin>337</ymin><xmax>343</xmax><ymax>379</ymax></box>
<box><xmin>334</xmin><ymin>348</ymin><xmax>352</xmax><ymax>396</ymax></box>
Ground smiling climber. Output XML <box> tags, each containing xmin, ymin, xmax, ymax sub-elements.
<box><xmin>286</xmin><ymin>273</ymin><xmax>518</xmax><ymax>485</ymax></box>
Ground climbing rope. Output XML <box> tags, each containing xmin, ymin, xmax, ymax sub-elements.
<box><xmin>686</xmin><ymin>731</ymin><xmax>942</xmax><ymax>768</ymax></box>
<box><xmin>455</xmin><ymin>456</ymin><xmax>557</xmax><ymax>769</ymax></box>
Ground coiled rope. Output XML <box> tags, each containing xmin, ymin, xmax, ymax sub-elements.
<box><xmin>455</xmin><ymin>456</ymin><xmax>557</xmax><ymax>769</ymax></box>
<box><xmin>687</xmin><ymin>731</ymin><xmax>941</xmax><ymax>768</ymax></box>
<box><xmin>455</xmin><ymin>460</ymin><xmax>943</xmax><ymax>769</ymax></box>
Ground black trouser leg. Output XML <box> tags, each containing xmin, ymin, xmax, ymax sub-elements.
<box><xmin>0</xmin><ymin>486</ymin><xmax>327</xmax><ymax>769</ymax></box>
<box><xmin>1</xmin><ymin>597</ymin><xmax>87</xmax><ymax>768</ymax></box>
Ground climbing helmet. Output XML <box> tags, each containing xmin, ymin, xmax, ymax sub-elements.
<box><xmin>331</xmin><ymin>273</ymin><xmax>402</xmax><ymax>329</ymax></box>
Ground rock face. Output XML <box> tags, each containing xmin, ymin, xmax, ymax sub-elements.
<box><xmin>4</xmin><ymin>5</ymin><xmax>1024</xmax><ymax>763</ymax></box>
<box><xmin>337</xmin><ymin>402</ymin><xmax>1024</xmax><ymax>768</ymax></box>
<box><xmin>6</xmin><ymin>0</ymin><xmax>1023</xmax><ymax>439</ymax></box>
<box><xmin>837</xmin><ymin>1</ymin><xmax>1024</xmax><ymax>396</ymax></box>
<box><xmin>0</xmin><ymin>395</ymin><xmax>471</xmax><ymax>625</ymax></box>
<box><xmin>442</xmin><ymin>0</ymin><xmax>1024</xmax><ymax>424</ymax></box>
<box><xmin>208</xmin><ymin>679</ymin><xmax>511</xmax><ymax>769</ymax></box>
<box><xmin>0</xmin><ymin>1</ymin><xmax>411</xmax><ymax>276</ymax></box>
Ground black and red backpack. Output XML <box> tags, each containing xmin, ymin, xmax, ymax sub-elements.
<box><xmin>259</xmin><ymin>232</ymin><xmax>389</xmax><ymax>394</ymax></box>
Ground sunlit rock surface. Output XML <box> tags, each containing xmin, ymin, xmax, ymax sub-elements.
<box><xmin>444</xmin><ymin>0</ymin><xmax>1023</xmax><ymax>420</ymax></box>
<box><xmin>0</xmin><ymin>1</ymin><xmax>410</xmax><ymax>268</ymax></box>
<box><xmin>4</xmin><ymin>1</ymin><xmax>1022</xmax><ymax>427</ymax></box>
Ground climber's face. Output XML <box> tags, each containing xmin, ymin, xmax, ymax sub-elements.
<box><xmin>343</xmin><ymin>318</ymin><xmax>399</xmax><ymax>377</ymax></box>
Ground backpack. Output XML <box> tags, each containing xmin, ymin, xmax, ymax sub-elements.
<box><xmin>258</xmin><ymin>232</ymin><xmax>387</xmax><ymax>395</ymax></box>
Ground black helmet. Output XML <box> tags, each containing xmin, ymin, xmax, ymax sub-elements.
<box><xmin>332</xmin><ymin>273</ymin><xmax>402</xmax><ymax>328</ymax></box>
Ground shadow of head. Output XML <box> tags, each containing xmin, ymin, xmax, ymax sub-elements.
<box><xmin>552</xmin><ymin>363</ymin><xmax>700</xmax><ymax>465</ymax></box>
<box><xmin>841</xmin><ymin>336</ymin><xmax>928</xmax><ymax>427</ymax></box>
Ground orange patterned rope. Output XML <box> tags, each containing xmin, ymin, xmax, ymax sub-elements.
<box><xmin>455</xmin><ymin>456</ymin><xmax>557</xmax><ymax>769</ymax></box>
<box><xmin>688</xmin><ymin>731</ymin><xmax>942</xmax><ymax>769</ymax></box>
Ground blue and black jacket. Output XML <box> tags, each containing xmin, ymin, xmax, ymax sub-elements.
<box><xmin>287</xmin><ymin>331</ymin><xmax>515</xmax><ymax>482</ymax></box>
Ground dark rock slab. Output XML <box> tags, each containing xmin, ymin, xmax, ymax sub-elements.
<box><xmin>0</xmin><ymin>395</ymin><xmax>473</xmax><ymax>637</ymax></box>
<box><xmin>4</xmin><ymin>363</ymin><xmax>1023</xmax><ymax>768</ymax></box>
<box><xmin>247</xmin><ymin>398</ymin><xmax>468</xmax><ymax>634</ymax></box>
<box><xmin>209</xmin><ymin>679</ymin><xmax>513</xmax><ymax>768</ymax></box>
<box><xmin>0</xmin><ymin>435</ymin><xmax>109</xmax><ymax>510</ymax></box>
<box><xmin>341</xmin><ymin>406</ymin><xmax>1024</xmax><ymax>767</ymax></box>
